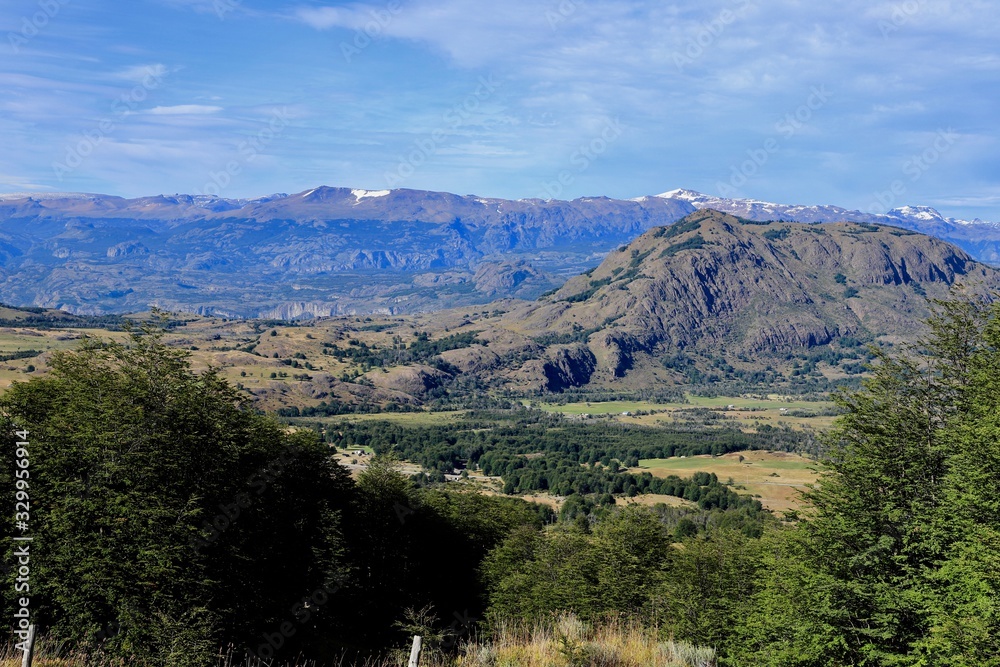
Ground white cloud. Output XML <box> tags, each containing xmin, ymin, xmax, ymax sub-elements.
<box><xmin>931</xmin><ymin>194</ymin><xmax>1000</xmax><ymax>207</ymax></box>
<box><xmin>294</xmin><ymin>7</ymin><xmax>350</xmax><ymax>30</ymax></box>
<box><xmin>113</xmin><ymin>64</ymin><xmax>170</xmax><ymax>83</ymax></box>
<box><xmin>872</xmin><ymin>101</ymin><xmax>927</xmax><ymax>114</ymax></box>
<box><xmin>147</xmin><ymin>105</ymin><xmax>224</xmax><ymax>115</ymax></box>
<box><xmin>0</xmin><ymin>174</ymin><xmax>59</xmax><ymax>192</ymax></box>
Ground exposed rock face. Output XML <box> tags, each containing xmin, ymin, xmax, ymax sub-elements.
<box><xmin>540</xmin><ymin>345</ymin><xmax>597</xmax><ymax>391</ymax></box>
<box><xmin>363</xmin><ymin>364</ymin><xmax>452</xmax><ymax>398</ymax></box>
<box><xmin>257</xmin><ymin>302</ymin><xmax>397</xmax><ymax>320</ymax></box>
<box><xmin>106</xmin><ymin>241</ymin><xmax>149</xmax><ymax>258</ymax></box>
<box><xmin>472</xmin><ymin>260</ymin><xmax>546</xmax><ymax>297</ymax></box>
<box><xmin>589</xmin><ymin>331</ymin><xmax>640</xmax><ymax>377</ymax></box>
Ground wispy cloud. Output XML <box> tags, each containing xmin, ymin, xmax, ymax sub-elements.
<box><xmin>0</xmin><ymin>174</ymin><xmax>59</xmax><ymax>192</ymax></box>
<box><xmin>113</xmin><ymin>64</ymin><xmax>170</xmax><ymax>82</ymax></box>
<box><xmin>148</xmin><ymin>105</ymin><xmax>224</xmax><ymax>115</ymax></box>
<box><xmin>0</xmin><ymin>0</ymin><xmax>997</xmax><ymax>220</ymax></box>
<box><xmin>294</xmin><ymin>6</ymin><xmax>358</xmax><ymax>30</ymax></box>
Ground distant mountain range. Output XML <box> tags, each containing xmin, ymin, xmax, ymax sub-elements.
<box><xmin>1</xmin><ymin>186</ymin><xmax>997</xmax><ymax>317</ymax></box>
<box><xmin>650</xmin><ymin>189</ymin><xmax>1000</xmax><ymax>264</ymax></box>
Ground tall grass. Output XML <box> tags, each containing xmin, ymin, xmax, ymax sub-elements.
<box><xmin>454</xmin><ymin>614</ymin><xmax>715</xmax><ymax>667</ymax></box>
<box><xmin>2</xmin><ymin>616</ymin><xmax>715</xmax><ymax>667</ymax></box>
<box><xmin>0</xmin><ymin>635</ymin><xmax>128</xmax><ymax>667</ymax></box>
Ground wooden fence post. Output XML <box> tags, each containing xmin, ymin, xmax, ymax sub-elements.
<box><xmin>407</xmin><ymin>635</ymin><xmax>422</xmax><ymax>667</ymax></box>
<box><xmin>21</xmin><ymin>624</ymin><xmax>36</xmax><ymax>667</ymax></box>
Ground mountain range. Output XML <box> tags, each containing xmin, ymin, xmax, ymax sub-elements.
<box><xmin>1</xmin><ymin>186</ymin><xmax>997</xmax><ymax>317</ymax></box>
<box><xmin>5</xmin><ymin>209</ymin><xmax>998</xmax><ymax>405</ymax></box>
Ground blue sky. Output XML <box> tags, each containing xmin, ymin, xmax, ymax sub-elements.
<box><xmin>1</xmin><ymin>0</ymin><xmax>998</xmax><ymax>220</ymax></box>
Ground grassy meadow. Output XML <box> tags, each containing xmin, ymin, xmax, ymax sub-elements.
<box><xmin>530</xmin><ymin>394</ymin><xmax>839</xmax><ymax>432</ymax></box>
<box><xmin>637</xmin><ymin>450</ymin><xmax>822</xmax><ymax>512</ymax></box>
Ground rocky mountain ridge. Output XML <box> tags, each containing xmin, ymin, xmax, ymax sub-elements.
<box><xmin>655</xmin><ymin>189</ymin><xmax>1000</xmax><ymax>263</ymax></box>
<box><xmin>442</xmin><ymin>210</ymin><xmax>1000</xmax><ymax>392</ymax></box>
<box><xmin>1</xmin><ymin>186</ymin><xmax>997</xmax><ymax>317</ymax></box>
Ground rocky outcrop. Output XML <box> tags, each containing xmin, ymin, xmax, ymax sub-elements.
<box><xmin>363</xmin><ymin>364</ymin><xmax>452</xmax><ymax>398</ymax></box>
<box><xmin>589</xmin><ymin>331</ymin><xmax>641</xmax><ymax>378</ymax></box>
<box><xmin>479</xmin><ymin>210</ymin><xmax>1000</xmax><ymax>387</ymax></box>
<box><xmin>473</xmin><ymin>260</ymin><xmax>548</xmax><ymax>297</ymax></box>
<box><xmin>540</xmin><ymin>345</ymin><xmax>597</xmax><ymax>391</ymax></box>
<box><xmin>106</xmin><ymin>241</ymin><xmax>150</xmax><ymax>258</ymax></box>
<box><xmin>438</xmin><ymin>346</ymin><xmax>502</xmax><ymax>373</ymax></box>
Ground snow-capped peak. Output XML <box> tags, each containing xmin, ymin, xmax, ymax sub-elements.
<box><xmin>351</xmin><ymin>188</ymin><xmax>391</xmax><ymax>201</ymax></box>
<box><xmin>655</xmin><ymin>189</ymin><xmax>776</xmax><ymax>208</ymax></box>
<box><xmin>655</xmin><ymin>188</ymin><xmax>712</xmax><ymax>202</ymax></box>
<box><xmin>646</xmin><ymin>188</ymin><xmax>998</xmax><ymax>230</ymax></box>
<box><xmin>888</xmin><ymin>206</ymin><xmax>946</xmax><ymax>223</ymax></box>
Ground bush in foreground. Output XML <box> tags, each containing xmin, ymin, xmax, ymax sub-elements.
<box><xmin>0</xmin><ymin>327</ymin><xmax>350</xmax><ymax>664</ymax></box>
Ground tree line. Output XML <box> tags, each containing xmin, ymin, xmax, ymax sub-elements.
<box><xmin>329</xmin><ymin>414</ymin><xmax>816</xmax><ymax>503</ymax></box>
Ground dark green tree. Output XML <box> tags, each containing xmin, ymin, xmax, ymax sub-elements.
<box><xmin>592</xmin><ymin>507</ymin><xmax>670</xmax><ymax>616</ymax></box>
<box><xmin>657</xmin><ymin>530</ymin><xmax>759</xmax><ymax>655</ymax></box>
<box><xmin>913</xmin><ymin>298</ymin><xmax>1000</xmax><ymax>664</ymax></box>
<box><xmin>0</xmin><ymin>327</ymin><xmax>351</xmax><ymax>665</ymax></box>
<box><xmin>735</xmin><ymin>294</ymin><xmax>1000</xmax><ymax>666</ymax></box>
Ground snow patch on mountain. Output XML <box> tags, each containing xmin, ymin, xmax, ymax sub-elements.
<box><xmin>654</xmin><ymin>189</ymin><xmax>998</xmax><ymax>230</ymax></box>
<box><xmin>352</xmin><ymin>189</ymin><xmax>391</xmax><ymax>201</ymax></box>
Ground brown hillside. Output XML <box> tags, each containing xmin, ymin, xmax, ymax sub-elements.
<box><xmin>478</xmin><ymin>210</ymin><xmax>1000</xmax><ymax>389</ymax></box>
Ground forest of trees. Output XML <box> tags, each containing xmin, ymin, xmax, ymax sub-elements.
<box><xmin>2</xmin><ymin>294</ymin><xmax>1000</xmax><ymax>665</ymax></box>
<box><xmin>475</xmin><ymin>296</ymin><xmax>1000</xmax><ymax>665</ymax></box>
<box><xmin>330</xmin><ymin>414</ymin><xmax>816</xmax><ymax>487</ymax></box>
<box><xmin>0</xmin><ymin>329</ymin><xmax>551</xmax><ymax>665</ymax></box>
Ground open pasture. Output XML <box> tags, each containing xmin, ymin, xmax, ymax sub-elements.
<box><xmin>637</xmin><ymin>450</ymin><xmax>823</xmax><ymax>513</ymax></box>
<box><xmin>531</xmin><ymin>394</ymin><xmax>839</xmax><ymax>432</ymax></box>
